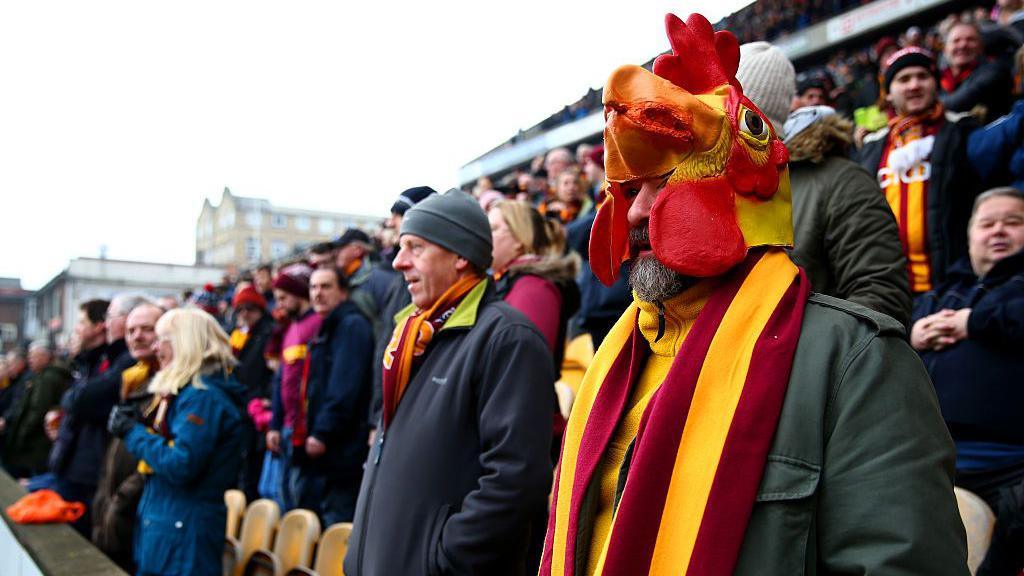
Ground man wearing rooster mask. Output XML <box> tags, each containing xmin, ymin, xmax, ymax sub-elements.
<box><xmin>541</xmin><ymin>14</ymin><xmax>968</xmax><ymax>576</ymax></box>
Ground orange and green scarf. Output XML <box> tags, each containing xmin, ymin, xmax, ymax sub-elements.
<box><xmin>380</xmin><ymin>275</ymin><xmax>483</xmax><ymax>429</ymax></box>
<box><xmin>541</xmin><ymin>249</ymin><xmax>809</xmax><ymax>576</ymax></box>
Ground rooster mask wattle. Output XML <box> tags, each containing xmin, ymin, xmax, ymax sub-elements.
<box><xmin>590</xmin><ymin>13</ymin><xmax>793</xmax><ymax>285</ymax></box>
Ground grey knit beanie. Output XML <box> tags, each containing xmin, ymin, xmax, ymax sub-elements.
<box><xmin>734</xmin><ymin>42</ymin><xmax>796</xmax><ymax>138</ymax></box>
<box><xmin>400</xmin><ymin>188</ymin><xmax>493</xmax><ymax>270</ymax></box>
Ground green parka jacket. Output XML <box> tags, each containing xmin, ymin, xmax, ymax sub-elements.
<box><xmin>583</xmin><ymin>294</ymin><xmax>969</xmax><ymax>575</ymax></box>
<box><xmin>2</xmin><ymin>363</ymin><xmax>72</xmax><ymax>475</ymax></box>
<box><xmin>788</xmin><ymin>114</ymin><xmax>912</xmax><ymax>328</ymax></box>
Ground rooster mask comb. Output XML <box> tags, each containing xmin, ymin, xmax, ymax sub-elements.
<box><xmin>590</xmin><ymin>13</ymin><xmax>792</xmax><ymax>285</ymax></box>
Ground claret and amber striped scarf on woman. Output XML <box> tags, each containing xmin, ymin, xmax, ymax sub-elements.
<box><xmin>541</xmin><ymin>249</ymin><xmax>809</xmax><ymax>576</ymax></box>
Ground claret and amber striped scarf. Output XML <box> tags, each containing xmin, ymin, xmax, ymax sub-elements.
<box><xmin>541</xmin><ymin>249</ymin><xmax>809</xmax><ymax>576</ymax></box>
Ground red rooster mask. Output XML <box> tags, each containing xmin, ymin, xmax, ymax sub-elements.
<box><xmin>590</xmin><ymin>13</ymin><xmax>793</xmax><ymax>285</ymax></box>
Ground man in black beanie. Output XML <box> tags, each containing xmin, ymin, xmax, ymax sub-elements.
<box><xmin>858</xmin><ymin>46</ymin><xmax>981</xmax><ymax>296</ymax></box>
<box><xmin>367</xmin><ymin>185</ymin><xmax>437</xmax><ymax>438</ymax></box>
<box><xmin>345</xmin><ymin>189</ymin><xmax>555</xmax><ymax>576</ymax></box>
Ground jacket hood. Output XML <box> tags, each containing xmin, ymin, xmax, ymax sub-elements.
<box><xmin>200</xmin><ymin>369</ymin><xmax>247</xmax><ymax>402</ymax></box>
<box><xmin>508</xmin><ymin>253</ymin><xmax>580</xmax><ymax>284</ymax></box>
<box><xmin>786</xmin><ymin>113</ymin><xmax>853</xmax><ymax>163</ymax></box>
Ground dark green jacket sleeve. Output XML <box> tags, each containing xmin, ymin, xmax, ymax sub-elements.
<box><xmin>824</xmin><ymin>163</ymin><xmax>912</xmax><ymax>328</ymax></box>
<box><xmin>818</xmin><ymin>333</ymin><xmax>968</xmax><ymax>575</ymax></box>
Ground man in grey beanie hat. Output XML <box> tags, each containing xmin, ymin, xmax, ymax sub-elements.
<box><xmin>399</xmin><ymin>188</ymin><xmax>493</xmax><ymax>273</ymax></box>
<box><xmin>347</xmin><ymin>190</ymin><xmax>555</xmax><ymax>575</ymax></box>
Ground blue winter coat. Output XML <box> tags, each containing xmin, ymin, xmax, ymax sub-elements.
<box><xmin>298</xmin><ymin>301</ymin><xmax>373</xmax><ymax>481</ymax></box>
<box><xmin>123</xmin><ymin>370</ymin><xmax>245</xmax><ymax>576</ymax></box>
<box><xmin>967</xmin><ymin>99</ymin><xmax>1024</xmax><ymax>190</ymax></box>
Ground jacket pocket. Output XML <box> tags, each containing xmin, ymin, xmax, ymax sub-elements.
<box><xmin>136</xmin><ymin>514</ymin><xmax>188</xmax><ymax>575</ymax></box>
<box><xmin>424</xmin><ymin>503</ymin><xmax>452</xmax><ymax>576</ymax></box>
<box><xmin>736</xmin><ymin>456</ymin><xmax>821</xmax><ymax>576</ymax></box>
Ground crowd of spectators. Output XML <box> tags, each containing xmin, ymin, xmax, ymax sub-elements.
<box><xmin>0</xmin><ymin>2</ymin><xmax>1023</xmax><ymax>575</ymax></box>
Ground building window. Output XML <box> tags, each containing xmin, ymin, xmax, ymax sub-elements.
<box><xmin>318</xmin><ymin>218</ymin><xmax>335</xmax><ymax>234</ymax></box>
<box><xmin>295</xmin><ymin>216</ymin><xmax>311</xmax><ymax>231</ymax></box>
<box><xmin>271</xmin><ymin>241</ymin><xmax>289</xmax><ymax>259</ymax></box>
<box><xmin>271</xmin><ymin>213</ymin><xmax>288</xmax><ymax>228</ymax></box>
<box><xmin>0</xmin><ymin>323</ymin><xmax>17</xmax><ymax>342</ymax></box>
<box><xmin>246</xmin><ymin>211</ymin><xmax>262</xmax><ymax>227</ymax></box>
<box><xmin>245</xmin><ymin>238</ymin><xmax>261</xmax><ymax>263</ymax></box>
<box><xmin>218</xmin><ymin>210</ymin><xmax>235</xmax><ymax>228</ymax></box>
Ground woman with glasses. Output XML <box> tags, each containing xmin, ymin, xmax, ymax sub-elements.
<box><xmin>108</xmin><ymin>307</ymin><xmax>245</xmax><ymax>576</ymax></box>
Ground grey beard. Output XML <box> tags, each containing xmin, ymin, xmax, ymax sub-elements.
<box><xmin>628</xmin><ymin>256</ymin><xmax>695</xmax><ymax>303</ymax></box>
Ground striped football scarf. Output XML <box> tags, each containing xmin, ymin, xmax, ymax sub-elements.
<box><xmin>541</xmin><ymin>249</ymin><xmax>809</xmax><ymax>576</ymax></box>
<box><xmin>380</xmin><ymin>275</ymin><xmax>483</xmax><ymax>430</ymax></box>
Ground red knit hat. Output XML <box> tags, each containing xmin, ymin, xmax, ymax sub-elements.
<box><xmin>232</xmin><ymin>285</ymin><xmax>267</xmax><ymax>310</ymax></box>
<box><xmin>272</xmin><ymin>263</ymin><xmax>312</xmax><ymax>299</ymax></box>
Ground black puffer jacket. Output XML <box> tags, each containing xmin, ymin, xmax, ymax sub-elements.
<box><xmin>345</xmin><ymin>281</ymin><xmax>555</xmax><ymax>576</ymax></box>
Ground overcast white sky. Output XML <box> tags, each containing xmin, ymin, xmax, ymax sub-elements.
<box><xmin>0</xmin><ymin>0</ymin><xmax>751</xmax><ymax>290</ymax></box>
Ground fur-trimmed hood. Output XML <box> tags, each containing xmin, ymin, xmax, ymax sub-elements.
<box><xmin>506</xmin><ymin>252</ymin><xmax>580</xmax><ymax>284</ymax></box>
<box><xmin>786</xmin><ymin>114</ymin><xmax>853</xmax><ymax>163</ymax></box>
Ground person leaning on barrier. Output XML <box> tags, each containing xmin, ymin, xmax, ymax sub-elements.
<box><xmin>108</xmin><ymin>307</ymin><xmax>245</xmax><ymax>576</ymax></box>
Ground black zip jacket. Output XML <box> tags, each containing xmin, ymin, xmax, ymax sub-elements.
<box><xmin>345</xmin><ymin>281</ymin><xmax>555</xmax><ymax>576</ymax></box>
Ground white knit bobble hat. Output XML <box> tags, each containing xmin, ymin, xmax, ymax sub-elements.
<box><xmin>734</xmin><ymin>42</ymin><xmax>796</xmax><ymax>139</ymax></box>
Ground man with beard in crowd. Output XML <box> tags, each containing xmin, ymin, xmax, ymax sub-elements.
<box><xmin>542</xmin><ymin>14</ymin><xmax>965</xmax><ymax>575</ymax></box>
<box><xmin>92</xmin><ymin>302</ymin><xmax>163</xmax><ymax>571</ymax></box>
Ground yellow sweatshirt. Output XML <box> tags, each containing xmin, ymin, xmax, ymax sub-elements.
<box><xmin>586</xmin><ymin>282</ymin><xmax>711</xmax><ymax>575</ymax></box>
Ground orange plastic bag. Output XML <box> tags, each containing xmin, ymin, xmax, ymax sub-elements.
<box><xmin>5</xmin><ymin>489</ymin><xmax>85</xmax><ymax>524</ymax></box>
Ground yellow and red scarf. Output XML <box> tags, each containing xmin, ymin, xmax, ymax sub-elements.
<box><xmin>880</xmin><ymin>103</ymin><xmax>944</xmax><ymax>293</ymax></box>
<box><xmin>541</xmin><ymin>250</ymin><xmax>809</xmax><ymax>576</ymax></box>
<box><xmin>380</xmin><ymin>276</ymin><xmax>483</xmax><ymax>429</ymax></box>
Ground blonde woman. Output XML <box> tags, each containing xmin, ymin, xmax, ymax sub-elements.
<box><xmin>489</xmin><ymin>200</ymin><xmax>580</xmax><ymax>358</ymax></box>
<box><xmin>108</xmin><ymin>307</ymin><xmax>245</xmax><ymax>576</ymax></box>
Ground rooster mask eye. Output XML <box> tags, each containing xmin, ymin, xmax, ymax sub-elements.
<box><xmin>738</xmin><ymin>107</ymin><xmax>770</xmax><ymax>148</ymax></box>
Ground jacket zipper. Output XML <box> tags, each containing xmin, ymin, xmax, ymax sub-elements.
<box><xmin>356</xmin><ymin>428</ymin><xmax>385</xmax><ymax>574</ymax></box>
<box><xmin>655</xmin><ymin>301</ymin><xmax>667</xmax><ymax>342</ymax></box>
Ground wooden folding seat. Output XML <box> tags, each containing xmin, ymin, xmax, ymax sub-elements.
<box><xmin>234</xmin><ymin>499</ymin><xmax>281</xmax><ymax>576</ymax></box>
<box><xmin>245</xmin><ymin>509</ymin><xmax>321</xmax><ymax>576</ymax></box>
<box><xmin>225</xmin><ymin>489</ymin><xmax>247</xmax><ymax>538</ymax></box>
<box><xmin>955</xmin><ymin>487</ymin><xmax>996</xmax><ymax>575</ymax></box>
<box><xmin>313</xmin><ymin>522</ymin><xmax>352</xmax><ymax>576</ymax></box>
